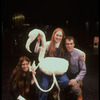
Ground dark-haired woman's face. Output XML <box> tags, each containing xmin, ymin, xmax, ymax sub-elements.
<box><xmin>21</xmin><ymin>60</ymin><xmax>29</xmax><ymax>72</ymax></box>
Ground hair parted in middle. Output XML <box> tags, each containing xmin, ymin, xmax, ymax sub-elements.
<box><xmin>48</xmin><ymin>28</ymin><xmax>66</xmax><ymax>57</ymax></box>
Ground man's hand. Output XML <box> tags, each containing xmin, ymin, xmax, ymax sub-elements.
<box><xmin>81</xmin><ymin>52</ymin><xmax>86</xmax><ymax>61</ymax></box>
<box><xmin>68</xmin><ymin>79</ymin><xmax>77</xmax><ymax>86</ymax></box>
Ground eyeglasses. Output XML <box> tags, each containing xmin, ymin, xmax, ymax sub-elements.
<box><xmin>65</xmin><ymin>43</ymin><xmax>74</xmax><ymax>45</ymax></box>
<box><xmin>22</xmin><ymin>63</ymin><xmax>29</xmax><ymax>66</ymax></box>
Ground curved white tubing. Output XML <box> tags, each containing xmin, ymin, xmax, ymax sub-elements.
<box><xmin>32</xmin><ymin>72</ymin><xmax>61</xmax><ymax>100</ymax></box>
<box><xmin>32</xmin><ymin>73</ymin><xmax>55</xmax><ymax>92</ymax></box>
<box><xmin>53</xmin><ymin>73</ymin><xmax>60</xmax><ymax>100</ymax></box>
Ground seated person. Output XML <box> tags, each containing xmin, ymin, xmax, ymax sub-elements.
<box><xmin>64</xmin><ymin>36</ymin><xmax>86</xmax><ymax>100</ymax></box>
<box><xmin>10</xmin><ymin>56</ymin><xmax>37</xmax><ymax>100</ymax></box>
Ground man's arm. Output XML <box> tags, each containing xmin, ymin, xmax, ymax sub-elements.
<box><xmin>74</xmin><ymin>48</ymin><xmax>86</xmax><ymax>61</ymax></box>
<box><xmin>75</xmin><ymin>54</ymin><xmax>87</xmax><ymax>83</ymax></box>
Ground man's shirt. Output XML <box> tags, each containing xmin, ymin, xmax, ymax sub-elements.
<box><xmin>64</xmin><ymin>48</ymin><xmax>86</xmax><ymax>82</ymax></box>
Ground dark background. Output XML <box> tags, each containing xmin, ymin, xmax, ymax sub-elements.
<box><xmin>1</xmin><ymin>0</ymin><xmax>99</xmax><ymax>49</ymax></box>
<box><xmin>1</xmin><ymin>0</ymin><xmax>99</xmax><ymax>100</ymax></box>
<box><xmin>1</xmin><ymin>0</ymin><xmax>99</xmax><ymax>24</ymax></box>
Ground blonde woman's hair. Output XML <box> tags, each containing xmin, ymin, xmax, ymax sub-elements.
<box><xmin>48</xmin><ymin>28</ymin><xmax>65</xmax><ymax>57</ymax></box>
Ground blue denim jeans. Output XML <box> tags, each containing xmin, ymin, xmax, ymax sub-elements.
<box><xmin>38</xmin><ymin>73</ymin><xmax>69</xmax><ymax>100</ymax></box>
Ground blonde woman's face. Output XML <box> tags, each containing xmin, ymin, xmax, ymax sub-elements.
<box><xmin>21</xmin><ymin>60</ymin><xmax>29</xmax><ymax>72</ymax></box>
<box><xmin>54</xmin><ymin>31</ymin><xmax>63</xmax><ymax>43</ymax></box>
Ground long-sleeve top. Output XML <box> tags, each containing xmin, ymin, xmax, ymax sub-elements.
<box><xmin>64</xmin><ymin>48</ymin><xmax>86</xmax><ymax>82</ymax></box>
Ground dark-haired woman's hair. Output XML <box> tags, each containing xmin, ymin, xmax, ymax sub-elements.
<box><xmin>10</xmin><ymin>56</ymin><xmax>32</xmax><ymax>96</ymax></box>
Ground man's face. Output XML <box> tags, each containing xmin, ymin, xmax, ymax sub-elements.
<box><xmin>65</xmin><ymin>39</ymin><xmax>75</xmax><ymax>52</ymax></box>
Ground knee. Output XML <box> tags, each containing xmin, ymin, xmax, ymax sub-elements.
<box><xmin>64</xmin><ymin>77</ymin><xmax>70</xmax><ymax>86</ymax></box>
<box><xmin>59</xmin><ymin>79</ymin><xmax>69</xmax><ymax>89</ymax></box>
<box><xmin>71</xmin><ymin>85</ymin><xmax>81</xmax><ymax>97</ymax></box>
<box><xmin>64</xmin><ymin>85</ymin><xmax>78</xmax><ymax>100</ymax></box>
<box><xmin>66</xmin><ymin>78</ymin><xmax>70</xmax><ymax>85</ymax></box>
<box><xmin>64</xmin><ymin>83</ymin><xmax>83</xmax><ymax>100</ymax></box>
<box><xmin>64</xmin><ymin>74</ymin><xmax>70</xmax><ymax>85</ymax></box>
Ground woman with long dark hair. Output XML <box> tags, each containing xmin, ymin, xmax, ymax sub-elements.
<box><xmin>10</xmin><ymin>56</ymin><xmax>36</xmax><ymax>100</ymax></box>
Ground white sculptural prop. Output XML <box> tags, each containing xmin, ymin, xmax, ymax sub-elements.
<box><xmin>25</xmin><ymin>29</ymin><xmax>69</xmax><ymax>100</ymax></box>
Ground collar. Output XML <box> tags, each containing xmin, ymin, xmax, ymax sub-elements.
<box><xmin>55</xmin><ymin>42</ymin><xmax>60</xmax><ymax>48</ymax></box>
<box><xmin>67</xmin><ymin>49</ymin><xmax>75</xmax><ymax>56</ymax></box>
